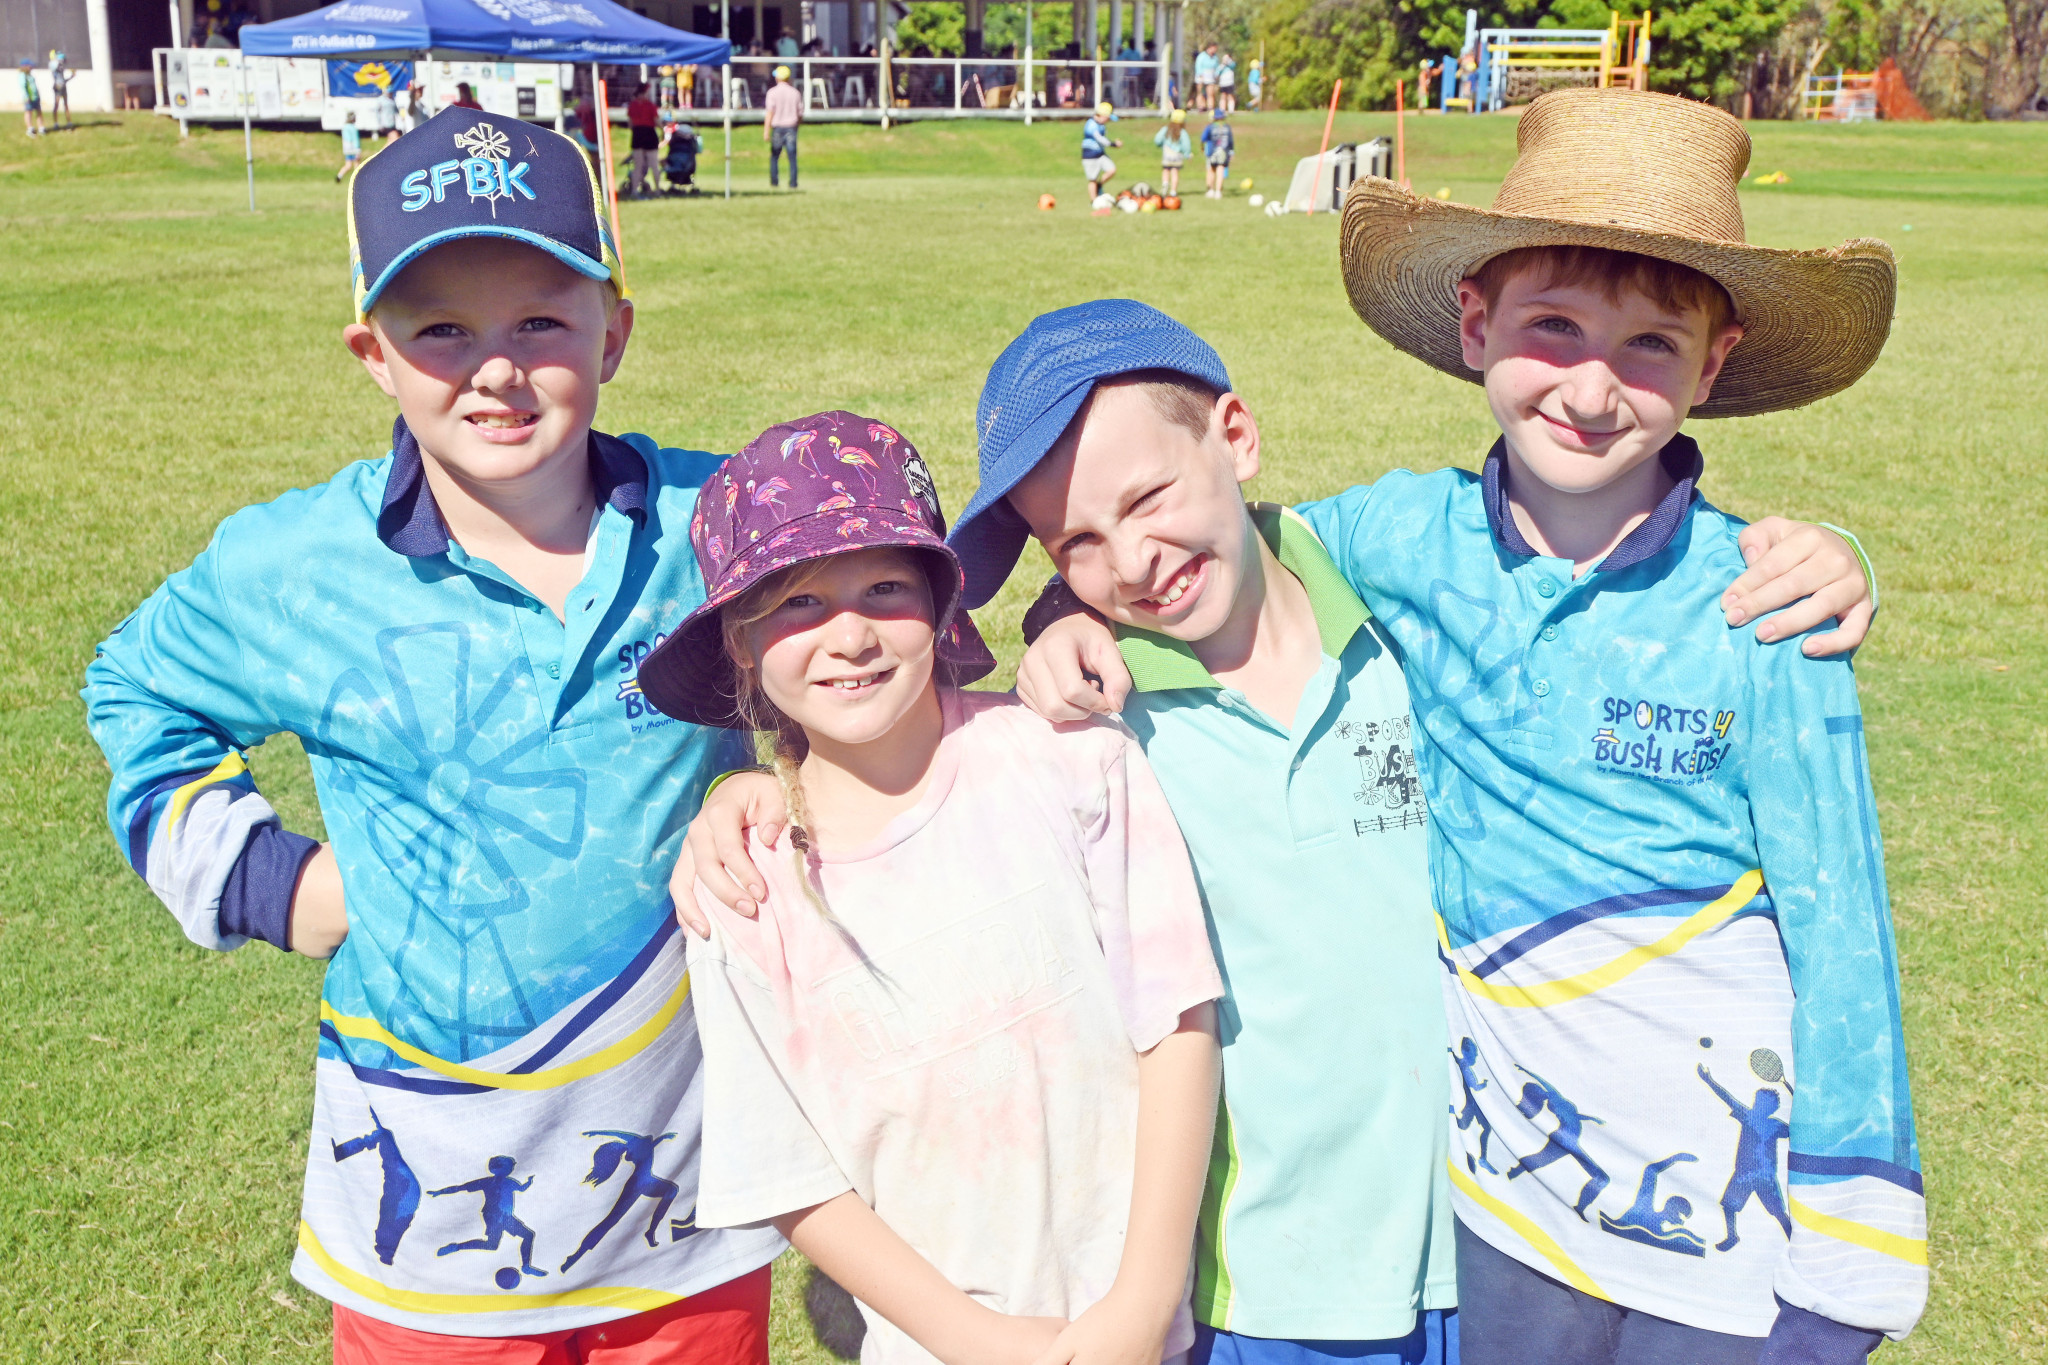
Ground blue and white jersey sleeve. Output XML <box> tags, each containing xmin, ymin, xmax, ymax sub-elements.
<box><xmin>84</xmin><ymin>513</ymin><xmax>308</xmax><ymax>953</ymax></box>
<box><xmin>1744</xmin><ymin>641</ymin><xmax>1926</xmax><ymax>1337</ymax></box>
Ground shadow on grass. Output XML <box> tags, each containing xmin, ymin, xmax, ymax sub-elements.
<box><xmin>804</xmin><ymin>1264</ymin><xmax>866</xmax><ymax>1360</ymax></box>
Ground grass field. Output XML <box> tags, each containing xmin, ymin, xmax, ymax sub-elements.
<box><xmin>1</xmin><ymin>106</ymin><xmax>2043</xmax><ymax>1362</ymax></box>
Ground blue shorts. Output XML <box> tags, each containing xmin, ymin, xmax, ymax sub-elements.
<box><xmin>1191</xmin><ymin>1311</ymin><xmax>1458</xmax><ymax>1365</ymax></box>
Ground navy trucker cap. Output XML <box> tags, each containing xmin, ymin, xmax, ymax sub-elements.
<box><xmin>347</xmin><ymin>105</ymin><xmax>625</xmax><ymax>323</ymax></box>
<box><xmin>948</xmin><ymin>299</ymin><xmax>1232</xmax><ymax>609</ymax></box>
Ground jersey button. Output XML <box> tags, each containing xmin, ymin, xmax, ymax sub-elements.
<box><xmin>1536</xmin><ymin>578</ymin><xmax>1558</xmax><ymax>598</ymax></box>
<box><xmin>1541</xmin><ymin>624</ymin><xmax>1558</xmax><ymax>641</ymax></box>
<box><xmin>1532</xmin><ymin>679</ymin><xmax>1552</xmax><ymax>697</ymax></box>
<box><xmin>546</xmin><ymin>661</ymin><xmax>561</xmax><ymax>678</ymax></box>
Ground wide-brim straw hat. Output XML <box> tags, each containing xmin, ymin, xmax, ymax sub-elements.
<box><xmin>1339</xmin><ymin>88</ymin><xmax>1896</xmax><ymax>417</ymax></box>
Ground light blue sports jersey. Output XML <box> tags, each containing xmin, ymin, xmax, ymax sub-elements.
<box><xmin>1114</xmin><ymin>507</ymin><xmax>1456</xmax><ymax>1341</ymax></box>
<box><xmin>1296</xmin><ymin>438</ymin><xmax>1925</xmax><ymax>1342</ymax></box>
<box><xmin>83</xmin><ymin>422</ymin><xmax>783</xmax><ymax>1335</ymax></box>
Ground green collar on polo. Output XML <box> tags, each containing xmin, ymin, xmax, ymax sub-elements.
<box><xmin>1118</xmin><ymin>502</ymin><xmax>1371</xmax><ymax>693</ymax></box>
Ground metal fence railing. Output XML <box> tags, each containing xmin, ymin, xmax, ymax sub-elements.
<box><xmin>704</xmin><ymin>53</ymin><xmax>1171</xmax><ymax>120</ymax></box>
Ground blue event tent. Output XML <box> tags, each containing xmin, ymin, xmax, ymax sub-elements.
<box><xmin>239</xmin><ymin>0</ymin><xmax>730</xmax><ymax>66</ymax></box>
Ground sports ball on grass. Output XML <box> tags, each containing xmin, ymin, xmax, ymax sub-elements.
<box><xmin>1092</xmin><ymin>193</ymin><xmax>1115</xmax><ymax>211</ymax></box>
<box><xmin>1161</xmin><ymin>195</ymin><xmax>1181</xmax><ymax>210</ymax></box>
<box><xmin>1038</xmin><ymin>193</ymin><xmax>1057</xmax><ymax>210</ymax></box>
<box><xmin>1248</xmin><ymin>193</ymin><xmax>1265</xmax><ymax>208</ymax></box>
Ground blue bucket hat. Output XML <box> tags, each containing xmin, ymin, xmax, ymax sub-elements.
<box><xmin>948</xmin><ymin>299</ymin><xmax>1232</xmax><ymax>608</ymax></box>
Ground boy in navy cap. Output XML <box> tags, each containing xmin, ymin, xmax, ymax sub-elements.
<box><xmin>84</xmin><ymin>105</ymin><xmax>782</xmax><ymax>1363</ymax></box>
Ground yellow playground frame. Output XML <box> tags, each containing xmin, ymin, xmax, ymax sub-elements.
<box><xmin>1440</xmin><ymin>9</ymin><xmax>1651</xmax><ymax>113</ymax></box>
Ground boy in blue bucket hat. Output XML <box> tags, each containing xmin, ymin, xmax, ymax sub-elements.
<box><xmin>681</xmin><ymin>293</ymin><xmax>1879</xmax><ymax>1365</ymax></box>
<box><xmin>84</xmin><ymin>104</ymin><xmax>783</xmax><ymax>1363</ymax></box>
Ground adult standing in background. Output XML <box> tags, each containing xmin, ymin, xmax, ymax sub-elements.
<box><xmin>764</xmin><ymin>66</ymin><xmax>802</xmax><ymax>187</ymax></box>
<box><xmin>624</xmin><ymin>82</ymin><xmax>661</xmax><ymax>197</ymax></box>
<box><xmin>1192</xmin><ymin>42</ymin><xmax>1217</xmax><ymax>111</ymax></box>
<box><xmin>449</xmin><ymin>81</ymin><xmax>483</xmax><ymax>110</ymax></box>
<box><xmin>776</xmin><ymin>29</ymin><xmax>800</xmax><ymax>58</ymax></box>
<box><xmin>374</xmin><ymin>83</ymin><xmax>398</xmax><ymax>141</ymax></box>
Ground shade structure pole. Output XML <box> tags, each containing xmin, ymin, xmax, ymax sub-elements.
<box><xmin>241</xmin><ymin>51</ymin><xmax>255</xmax><ymax>211</ymax></box>
<box><xmin>722</xmin><ymin>0</ymin><xmax>732</xmax><ymax>199</ymax></box>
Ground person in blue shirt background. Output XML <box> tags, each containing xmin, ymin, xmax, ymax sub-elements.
<box><xmin>83</xmin><ymin>105</ymin><xmax>782</xmax><ymax>1361</ymax></box>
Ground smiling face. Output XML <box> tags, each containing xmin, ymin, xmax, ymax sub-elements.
<box><xmin>342</xmin><ymin>236</ymin><xmax>630</xmax><ymax>489</ymax></box>
<box><xmin>1007</xmin><ymin>381</ymin><xmax>1260</xmax><ymax>644</ymax></box>
<box><xmin>1457</xmin><ymin>258</ymin><xmax>1743</xmax><ymax>497</ymax></box>
<box><xmin>733</xmin><ymin>548</ymin><xmax>940</xmax><ymax>751</ymax></box>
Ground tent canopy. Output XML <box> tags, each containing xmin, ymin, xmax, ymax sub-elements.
<box><xmin>239</xmin><ymin>0</ymin><xmax>731</xmax><ymax>66</ymax></box>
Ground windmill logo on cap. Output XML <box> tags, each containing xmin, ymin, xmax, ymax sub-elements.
<box><xmin>398</xmin><ymin>122</ymin><xmax>538</xmax><ymax>216</ymax></box>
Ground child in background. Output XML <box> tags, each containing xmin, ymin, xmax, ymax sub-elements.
<box><xmin>1246</xmin><ymin>58</ymin><xmax>1261</xmax><ymax>111</ymax></box>
<box><xmin>1084</xmin><ymin>100</ymin><xmax>1123</xmax><ymax>201</ymax></box>
<box><xmin>1021</xmin><ymin>89</ymin><xmax>1922</xmax><ymax>1365</ymax></box>
<box><xmin>1155</xmin><ymin>108</ymin><xmax>1191</xmax><ymax>198</ymax></box>
<box><xmin>334</xmin><ymin>110</ymin><xmax>360</xmax><ymax>181</ymax></box>
<box><xmin>84</xmin><ymin>106</ymin><xmax>783</xmax><ymax>1361</ymax></box>
<box><xmin>1218</xmin><ymin>53</ymin><xmax>1237</xmax><ymax>112</ymax></box>
<box><xmin>636</xmin><ymin>413</ymin><xmax>1224</xmax><ymax>1365</ymax></box>
<box><xmin>19</xmin><ymin>59</ymin><xmax>44</xmax><ymax>137</ymax></box>
<box><xmin>1201</xmin><ymin>111</ymin><xmax>1232</xmax><ymax>198</ymax></box>
<box><xmin>663</xmin><ymin>116</ymin><xmax>703</xmax><ymax>193</ymax></box>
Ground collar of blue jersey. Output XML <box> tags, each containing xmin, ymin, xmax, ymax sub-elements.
<box><xmin>1117</xmin><ymin>502</ymin><xmax>1371</xmax><ymax>693</ymax></box>
<box><xmin>1482</xmin><ymin>432</ymin><xmax>1704</xmax><ymax>574</ymax></box>
<box><xmin>377</xmin><ymin>415</ymin><xmax>650</xmax><ymax>558</ymax></box>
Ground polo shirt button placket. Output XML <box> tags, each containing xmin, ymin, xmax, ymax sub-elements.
<box><xmin>1536</xmin><ymin>577</ymin><xmax>1559</xmax><ymax>599</ymax></box>
<box><xmin>1541</xmin><ymin>624</ymin><xmax>1558</xmax><ymax>642</ymax></box>
<box><xmin>1532</xmin><ymin>678</ymin><xmax>1551</xmax><ymax>698</ymax></box>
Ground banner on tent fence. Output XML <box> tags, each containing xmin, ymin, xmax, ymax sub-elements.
<box><xmin>326</xmin><ymin>58</ymin><xmax>415</xmax><ymax>97</ymax></box>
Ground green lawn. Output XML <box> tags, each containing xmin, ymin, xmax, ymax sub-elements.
<box><xmin>1</xmin><ymin>107</ymin><xmax>2042</xmax><ymax>1361</ymax></box>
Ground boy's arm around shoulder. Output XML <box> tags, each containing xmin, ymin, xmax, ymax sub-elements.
<box><xmin>1741</xmin><ymin>625</ymin><xmax>1926</xmax><ymax>1348</ymax></box>
<box><xmin>82</xmin><ymin>511</ymin><xmax>322</xmax><ymax>956</ymax></box>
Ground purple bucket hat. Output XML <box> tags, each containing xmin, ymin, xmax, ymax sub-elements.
<box><xmin>638</xmin><ymin>411</ymin><xmax>998</xmax><ymax>728</ymax></box>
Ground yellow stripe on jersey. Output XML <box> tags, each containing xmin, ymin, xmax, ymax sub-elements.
<box><xmin>1440</xmin><ymin>870</ymin><xmax>1766</xmax><ymax>1009</ymax></box>
<box><xmin>1448</xmin><ymin>1160</ymin><xmax>1610</xmax><ymax>1299</ymax></box>
<box><xmin>299</xmin><ymin>1221</ymin><xmax>683</xmax><ymax>1314</ymax></box>
<box><xmin>165</xmin><ymin>750</ymin><xmax>249</xmax><ymax>832</ymax></box>
<box><xmin>1789</xmin><ymin>1197</ymin><xmax>1928</xmax><ymax>1266</ymax></box>
<box><xmin>318</xmin><ymin>971</ymin><xmax>690</xmax><ymax>1092</ymax></box>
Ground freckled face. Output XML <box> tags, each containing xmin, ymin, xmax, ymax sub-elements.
<box><xmin>1458</xmin><ymin>270</ymin><xmax>1743</xmax><ymax>496</ymax></box>
<box><xmin>1008</xmin><ymin>385</ymin><xmax>1257</xmax><ymax>643</ymax></box>
<box><xmin>741</xmin><ymin>548</ymin><xmax>938</xmax><ymax>748</ymax></box>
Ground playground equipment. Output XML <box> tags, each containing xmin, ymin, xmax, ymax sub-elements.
<box><xmin>1802</xmin><ymin>59</ymin><xmax>1929</xmax><ymax>121</ymax></box>
<box><xmin>1428</xmin><ymin>7</ymin><xmax>1652</xmax><ymax>114</ymax></box>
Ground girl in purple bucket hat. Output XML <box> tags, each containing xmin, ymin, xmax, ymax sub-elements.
<box><xmin>636</xmin><ymin>411</ymin><xmax>1226</xmax><ymax>1365</ymax></box>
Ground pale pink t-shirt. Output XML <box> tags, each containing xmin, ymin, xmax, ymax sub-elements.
<box><xmin>689</xmin><ymin>690</ymin><xmax>1222</xmax><ymax>1365</ymax></box>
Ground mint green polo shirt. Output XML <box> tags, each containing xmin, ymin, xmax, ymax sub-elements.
<box><xmin>1115</xmin><ymin>505</ymin><xmax>1457</xmax><ymax>1341</ymax></box>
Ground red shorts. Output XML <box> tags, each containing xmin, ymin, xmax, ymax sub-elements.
<box><xmin>331</xmin><ymin>1264</ymin><xmax>771</xmax><ymax>1365</ymax></box>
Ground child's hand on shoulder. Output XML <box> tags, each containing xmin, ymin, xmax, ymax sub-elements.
<box><xmin>1016</xmin><ymin>613</ymin><xmax>1131</xmax><ymax>723</ymax></box>
<box><xmin>1027</xmin><ymin>1290</ymin><xmax>1173</xmax><ymax>1365</ymax></box>
<box><xmin>1723</xmin><ymin>517</ymin><xmax>1876</xmax><ymax>657</ymax></box>
<box><xmin>671</xmin><ymin>772</ymin><xmax>787</xmax><ymax>934</ymax></box>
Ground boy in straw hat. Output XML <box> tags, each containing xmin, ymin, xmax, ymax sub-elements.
<box><xmin>1313</xmin><ymin>87</ymin><xmax>1921</xmax><ymax>1362</ymax></box>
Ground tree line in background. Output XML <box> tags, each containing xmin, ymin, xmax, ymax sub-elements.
<box><xmin>881</xmin><ymin>0</ymin><xmax>2040</xmax><ymax>117</ymax></box>
<box><xmin>1198</xmin><ymin>0</ymin><xmax>2044</xmax><ymax>118</ymax></box>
